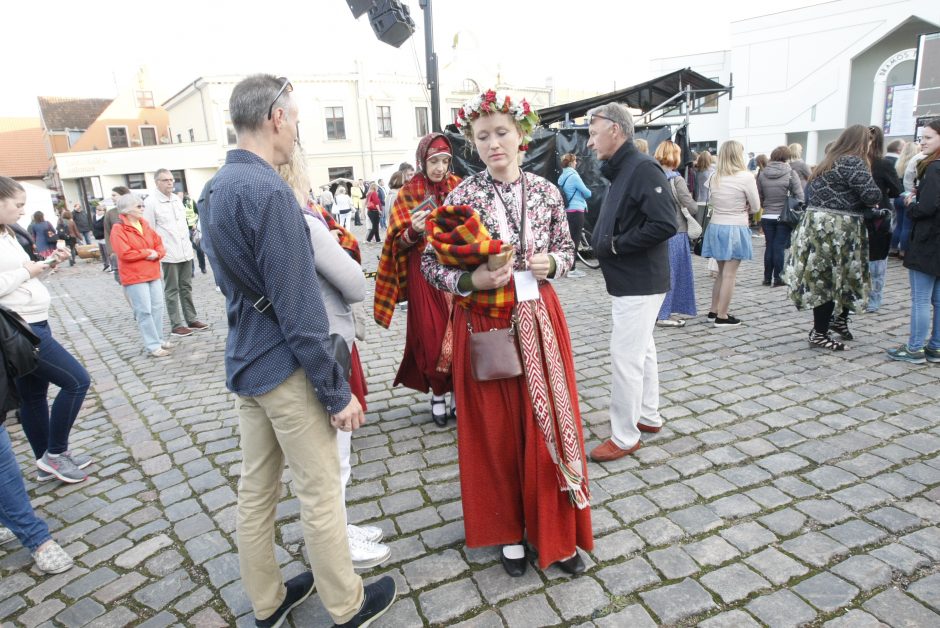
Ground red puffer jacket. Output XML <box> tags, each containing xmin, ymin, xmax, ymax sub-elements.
<box><xmin>110</xmin><ymin>216</ymin><xmax>165</xmax><ymax>286</ymax></box>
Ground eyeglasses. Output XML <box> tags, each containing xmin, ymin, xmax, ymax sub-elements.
<box><xmin>267</xmin><ymin>77</ymin><xmax>293</xmax><ymax>120</ymax></box>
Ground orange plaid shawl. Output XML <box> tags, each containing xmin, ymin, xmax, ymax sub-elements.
<box><xmin>373</xmin><ymin>173</ymin><xmax>461</xmax><ymax>328</ymax></box>
<box><xmin>307</xmin><ymin>201</ymin><xmax>361</xmax><ymax>264</ymax></box>
<box><xmin>425</xmin><ymin>204</ymin><xmax>515</xmax><ymax>319</ymax></box>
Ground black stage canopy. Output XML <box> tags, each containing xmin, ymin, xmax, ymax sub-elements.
<box><xmin>537</xmin><ymin>68</ymin><xmax>728</xmax><ymax>127</ymax></box>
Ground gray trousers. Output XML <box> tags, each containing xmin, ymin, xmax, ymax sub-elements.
<box><xmin>162</xmin><ymin>260</ymin><xmax>197</xmax><ymax>329</ymax></box>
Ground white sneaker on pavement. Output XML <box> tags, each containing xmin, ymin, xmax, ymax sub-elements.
<box><xmin>349</xmin><ymin>534</ymin><xmax>391</xmax><ymax>570</ymax></box>
<box><xmin>348</xmin><ymin>523</ymin><xmax>383</xmax><ymax>543</ymax></box>
<box><xmin>32</xmin><ymin>540</ymin><xmax>73</xmax><ymax>574</ymax></box>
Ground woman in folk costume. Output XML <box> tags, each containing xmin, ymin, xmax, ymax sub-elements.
<box><xmin>421</xmin><ymin>90</ymin><xmax>592</xmax><ymax>577</ymax></box>
<box><xmin>374</xmin><ymin>133</ymin><xmax>462</xmax><ymax>426</ymax></box>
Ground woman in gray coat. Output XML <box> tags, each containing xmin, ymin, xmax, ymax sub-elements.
<box><xmin>758</xmin><ymin>146</ymin><xmax>804</xmax><ymax>286</ymax></box>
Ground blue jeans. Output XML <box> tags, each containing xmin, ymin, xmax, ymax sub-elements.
<box><xmin>908</xmin><ymin>269</ymin><xmax>940</xmax><ymax>351</ymax></box>
<box><xmin>14</xmin><ymin>321</ymin><xmax>90</xmax><ymax>459</ymax></box>
<box><xmin>125</xmin><ymin>279</ymin><xmax>165</xmax><ymax>352</ymax></box>
<box><xmin>0</xmin><ymin>426</ymin><xmax>51</xmax><ymax>551</ymax></box>
<box><xmin>761</xmin><ymin>218</ymin><xmax>791</xmax><ymax>282</ymax></box>
<box><xmin>892</xmin><ymin>197</ymin><xmax>912</xmax><ymax>252</ymax></box>
<box><xmin>867</xmin><ymin>259</ymin><xmax>887</xmax><ymax>311</ymax></box>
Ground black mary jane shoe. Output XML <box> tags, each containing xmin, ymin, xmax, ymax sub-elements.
<box><xmin>555</xmin><ymin>551</ymin><xmax>586</xmax><ymax>575</ymax></box>
<box><xmin>431</xmin><ymin>397</ymin><xmax>448</xmax><ymax>427</ymax></box>
<box><xmin>501</xmin><ymin>545</ymin><xmax>527</xmax><ymax>577</ymax></box>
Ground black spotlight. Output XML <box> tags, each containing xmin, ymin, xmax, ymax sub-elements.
<box><xmin>347</xmin><ymin>0</ymin><xmax>375</xmax><ymax>18</ymax></box>
<box><xmin>368</xmin><ymin>0</ymin><xmax>415</xmax><ymax>48</ymax></box>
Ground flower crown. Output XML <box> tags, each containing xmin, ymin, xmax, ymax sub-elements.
<box><xmin>454</xmin><ymin>89</ymin><xmax>540</xmax><ymax>151</ymax></box>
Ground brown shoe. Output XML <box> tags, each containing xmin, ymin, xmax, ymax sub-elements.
<box><xmin>171</xmin><ymin>326</ymin><xmax>193</xmax><ymax>337</ymax></box>
<box><xmin>188</xmin><ymin>321</ymin><xmax>210</xmax><ymax>331</ymax></box>
<box><xmin>589</xmin><ymin>438</ymin><xmax>641</xmax><ymax>462</ymax></box>
<box><xmin>638</xmin><ymin>423</ymin><xmax>662</xmax><ymax>434</ymax></box>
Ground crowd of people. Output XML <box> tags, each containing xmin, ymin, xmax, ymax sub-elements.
<box><xmin>1</xmin><ymin>70</ymin><xmax>938</xmax><ymax>628</ymax></box>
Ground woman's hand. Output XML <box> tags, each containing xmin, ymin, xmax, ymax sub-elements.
<box><xmin>528</xmin><ymin>253</ymin><xmax>553</xmax><ymax>281</ymax></box>
<box><xmin>905</xmin><ymin>193</ymin><xmax>916</xmax><ymax>207</ymax></box>
<box><xmin>24</xmin><ymin>261</ymin><xmax>48</xmax><ymax>278</ymax></box>
<box><xmin>470</xmin><ymin>259</ymin><xmax>513</xmax><ymax>290</ymax></box>
<box><xmin>411</xmin><ymin>209</ymin><xmax>431</xmax><ymax>233</ymax></box>
<box><xmin>145</xmin><ymin>249</ymin><xmax>159</xmax><ymax>261</ymax></box>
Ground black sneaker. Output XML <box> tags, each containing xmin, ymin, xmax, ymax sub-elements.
<box><xmin>334</xmin><ymin>576</ymin><xmax>396</xmax><ymax>628</ymax></box>
<box><xmin>713</xmin><ymin>315</ymin><xmax>742</xmax><ymax>328</ymax></box>
<box><xmin>256</xmin><ymin>571</ymin><xmax>315</xmax><ymax>628</ymax></box>
<box><xmin>706</xmin><ymin>312</ymin><xmax>717</xmax><ymax>322</ymax></box>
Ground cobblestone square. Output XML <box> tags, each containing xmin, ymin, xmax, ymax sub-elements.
<box><xmin>1</xmin><ymin>236</ymin><xmax>938</xmax><ymax>627</ymax></box>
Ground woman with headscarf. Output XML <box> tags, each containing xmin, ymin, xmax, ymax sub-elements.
<box><xmin>421</xmin><ymin>90</ymin><xmax>592</xmax><ymax>577</ymax></box>
<box><xmin>374</xmin><ymin>133</ymin><xmax>462</xmax><ymax>426</ymax></box>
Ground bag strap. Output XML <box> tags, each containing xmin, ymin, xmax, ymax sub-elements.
<box><xmin>202</xmin><ymin>178</ymin><xmax>277</xmax><ymax>324</ymax></box>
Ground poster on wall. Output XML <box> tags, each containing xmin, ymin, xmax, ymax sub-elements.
<box><xmin>914</xmin><ymin>32</ymin><xmax>940</xmax><ymax>119</ymax></box>
<box><xmin>885</xmin><ymin>84</ymin><xmax>916</xmax><ymax>137</ymax></box>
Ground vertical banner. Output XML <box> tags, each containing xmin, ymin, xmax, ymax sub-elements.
<box><xmin>885</xmin><ymin>84</ymin><xmax>916</xmax><ymax>136</ymax></box>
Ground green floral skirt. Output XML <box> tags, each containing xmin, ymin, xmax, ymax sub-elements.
<box><xmin>783</xmin><ymin>210</ymin><xmax>869</xmax><ymax>311</ymax></box>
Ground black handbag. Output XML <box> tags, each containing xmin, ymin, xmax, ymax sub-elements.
<box><xmin>0</xmin><ymin>305</ymin><xmax>41</xmax><ymax>378</ymax></box>
<box><xmin>779</xmin><ymin>194</ymin><xmax>805</xmax><ymax>227</ymax></box>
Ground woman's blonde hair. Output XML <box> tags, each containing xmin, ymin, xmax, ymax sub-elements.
<box><xmin>634</xmin><ymin>138</ymin><xmax>649</xmax><ymax>154</ymax></box>
<box><xmin>711</xmin><ymin>140</ymin><xmax>747</xmax><ymax>189</ymax></box>
<box><xmin>896</xmin><ymin>140</ymin><xmax>919</xmax><ymax>178</ymax></box>
<box><xmin>276</xmin><ymin>144</ymin><xmax>312</xmax><ymax>207</ymax></box>
<box><xmin>653</xmin><ymin>140</ymin><xmax>681</xmax><ymax>170</ymax></box>
<box><xmin>788</xmin><ymin>143</ymin><xmax>803</xmax><ymax>160</ymax></box>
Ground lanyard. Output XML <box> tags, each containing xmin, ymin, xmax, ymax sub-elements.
<box><xmin>491</xmin><ymin>176</ymin><xmax>528</xmax><ymax>258</ymax></box>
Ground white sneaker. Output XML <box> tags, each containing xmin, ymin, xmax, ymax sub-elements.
<box><xmin>161</xmin><ymin>341</ymin><xmax>175</xmax><ymax>350</ymax></box>
<box><xmin>0</xmin><ymin>526</ymin><xmax>16</xmax><ymax>546</ymax></box>
<box><xmin>349</xmin><ymin>535</ymin><xmax>391</xmax><ymax>570</ymax></box>
<box><xmin>32</xmin><ymin>540</ymin><xmax>73</xmax><ymax>574</ymax></box>
<box><xmin>348</xmin><ymin>523</ymin><xmax>383</xmax><ymax>543</ymax></box>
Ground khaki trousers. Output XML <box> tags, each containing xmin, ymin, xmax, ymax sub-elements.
<box><xmin>236</xmin><ymin>369</ymin><xmax>363</xmax><ymax>623</ymax></box>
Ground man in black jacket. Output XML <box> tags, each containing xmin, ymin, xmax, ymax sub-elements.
<box><xmin>587</xmin><ymin>103</ymin><xmax>677</xmax><ymax>462</ymax></box>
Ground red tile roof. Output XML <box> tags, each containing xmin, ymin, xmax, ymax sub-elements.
<box><xmin>37</xmin><ymin>96</ymin><xmax>113</xmax><ymax>131</ymax></box>
<box><xmin>0</xmin><ymin>118</ymin><xmax>48</xmax><ymax>179</ymax></box>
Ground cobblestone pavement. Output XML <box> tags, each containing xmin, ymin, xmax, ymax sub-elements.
<box><xmin>1</xmin><ymin>233</ymin><xmax>938</xmax><ymax>628</ymax></box>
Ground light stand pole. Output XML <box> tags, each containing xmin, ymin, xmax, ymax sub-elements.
<box><xmin>418</xmin><ymin>0</ymin><xmax>441</xmax><ymax>131</ymax></box>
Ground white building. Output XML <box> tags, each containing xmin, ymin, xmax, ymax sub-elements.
<box><xmin>652</xmin><ymin>0</ymin><xmax>939</xmax><ymax>164</ymax></box>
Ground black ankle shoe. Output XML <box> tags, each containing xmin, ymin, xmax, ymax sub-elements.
<box><xmin>501</xmin><ymin>544</ymin><xmax>527</xmax><ymax>577</ymax></box>
<box><xmin>762</xmin><ymin>279</ymin><xmax>771</xmax><ymax>286</ymax></box>
<box><xmin>431</xmin><ymin>396</ymin><xmax>447</xmax><ymax>427</ymax></box>
<box><xmin>256</xmin><ymin>571</ymin><xmax>315</xmax><ymax>628</ymax></box>
<box><xmin>555</xmin><ymin>551</ymin><xmax>585</xmax><ymax>575</ymax></box>
<box><xmin>333</xmin><ymin>576</ymin><xmax>396</xmax><ymax>627</ymax></box>
<box><xmin>830</xmin><ymin>316</ymin><xmax>853</xmax><ymax>340</ymax></box>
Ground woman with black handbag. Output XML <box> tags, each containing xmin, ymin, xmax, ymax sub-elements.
<box><xmin>421</xmin><ymin>90</ymin><xmax>592</xmax><ymax>578</ymax></box>
<box><xmin>757</xmin><ymin>146</ymin><xmax>804</xmax><ymax>287</ymax></box>
<box><xmin>0</xmin><ymin>177</ymin><xmax>92</xmax><ymax>486</ymax></box>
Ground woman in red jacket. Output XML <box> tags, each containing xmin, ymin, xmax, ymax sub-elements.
<box><xmin>365</xmin><ymin>183</ymin><xmax>383</xmax><ymax>243</ymax></box>
<box><xmin>109</xmin><ymin>194</ymin><xmax>170</xmax><ymax>357</ymax></box>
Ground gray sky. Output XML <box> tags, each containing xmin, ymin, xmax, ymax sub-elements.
<box><xmin>3</xmin><ymin>0</ymin><xmax>822</xmax><ymax>117</ymax></box>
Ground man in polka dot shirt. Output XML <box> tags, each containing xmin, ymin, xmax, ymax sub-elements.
<box><xmin>198</xmin><ymin>74</ymin><xmax>396</xmax><ymax>628</ymax></box>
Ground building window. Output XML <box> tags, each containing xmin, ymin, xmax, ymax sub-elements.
<box><xmin>226</xmin><ymin>125</ymin><xmax>237</xmax><ymax>145</ymax></box>
<box><xmin>170</xmin><ymin>170</ymin><xmax>187</xmax><ymax>194</ymax></box>
<box><xmin>415</xmin><ymin>106</ymin><xmax>429</xmax><ymax>136</ymax></box>
<box><xmin>462</xmin><ymin>79</ymin><xmax>479</xmax><ymax>93</ymax></box>
<box><xmin>188</xmin><ymin>128</ymin><xmax>195</xmax><ymax>142</ymax></box>
<box><xmin>325</xmin><ymin>107</ymin><xmax>346</xmax><ymax>140</ymax></box>
<box><xmin>328</xmin><ymin>166</ymin><xmax>354</xmax><ymax>182</ymax></box>
<box><xmin>376</xmin><ymin>106</ymin><xmax>392</xmax><ymax>138</ymax></box>
<box><xmin>136</xmin><ymin>91</ymin><xmax>155</xmax><ymax>108</ymax></box>
<box><xmin>108</xmin><ymin>126</ymin><xmax>129</xmax><ymax>148</ymax></box>
<box><xmin>139</xmin><ymin>126</ymin><xmax>158</xmax><ymax>146</ymax></box>
<box><xmin>450</xmin><ymin>108</ymin><xmax>461</xmax><ymax>125</ymax></box>
<box><xmin>126</xmin><ymin>173</ymin><xmax>146</xmax><ymax>189</ymax></box>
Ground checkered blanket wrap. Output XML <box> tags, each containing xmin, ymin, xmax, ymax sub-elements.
<box><xmin>516</xmin><ymin>299</ymin><xmax>590</xmax><ymax>508</ymax></box>
<box><xmin>426</xmin><ymin>204</ymin><xmax>514</xmax><ymax>319</ymax></box>
<box><xmin>309</xmin><ymin>202</ymin><xmax>361</xmax><ymax>264</ymax></box>
<box><xmin>373</xmin><ymin>174</ymin><xmax>462</xmax><ymax>328</ymax></box>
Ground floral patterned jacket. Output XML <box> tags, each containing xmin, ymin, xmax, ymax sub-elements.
<box><xmin>421</xmin><ymin>170</ymin><xmax>574</xmax><ymax>293</ymax></box>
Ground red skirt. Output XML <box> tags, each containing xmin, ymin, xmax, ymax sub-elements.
<box><xmin>393</xmin><ymin>249</ymin><xmax>453</xmax><ymax>395</ymax></box>
<box><xmin>349</xmin><ymin>344</ymin><xmax>368</xmax><ymax>411</ymax></box>
<box><xmin>453</xmin><ymin>283</ymin><xmax>593</xmax><ymax>568</ymax></box>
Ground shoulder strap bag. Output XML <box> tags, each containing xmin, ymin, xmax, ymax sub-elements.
<box><xmin>202</xmin><ymin>180</ymin><xmax>351</xmax><ymax>379</ymax></box>
<box><xmin>0</xmin><ymin>305</ymin><xmax>41</xmax><ymax>378</ymax></box>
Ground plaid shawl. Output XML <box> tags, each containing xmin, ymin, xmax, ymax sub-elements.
<box><xmin>308</xmin><ymin>201</ymin><xmax>361</xmax><ymax>264</ymax></box>
<box><xmin>425</xmin><ymin>204</ymin><xmax>515</xmax><ymax>319</ymax></box>
<box><xmin>373</xmin><ymin>172</ymin><xmax>461</xmax><ymax>328</ymax></box>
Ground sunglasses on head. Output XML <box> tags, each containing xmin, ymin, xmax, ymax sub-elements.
<box><xmin>267</xmin><ymin>77</ymin><xmax>293</xmax><ymax>120</ymax></box>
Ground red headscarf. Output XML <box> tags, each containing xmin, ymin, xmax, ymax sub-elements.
<box><xmin>415</xmin><ymin>132</ymin><xmax>454</xmax><ymax>206</ymax></box>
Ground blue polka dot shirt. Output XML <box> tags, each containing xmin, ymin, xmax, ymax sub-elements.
<box><xmin>199</xmin><ymin>149</ymin><xmax>350</xmax><ymax>413</ymax></box>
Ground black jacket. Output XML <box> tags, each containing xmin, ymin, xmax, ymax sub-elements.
<box><xmin>591</xmin><ymin>141</ymin><xmax>678</xmax><ymax>296</ymax></box>
<box><xmin>904</xmin><ymin>160</ymin><xmax>940</xmax><ymax>277</ymax></box>
<box><xmin>872</xmin><ymin>157</ymin><xmax>902</xmax><ymax>210</ymax></box>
